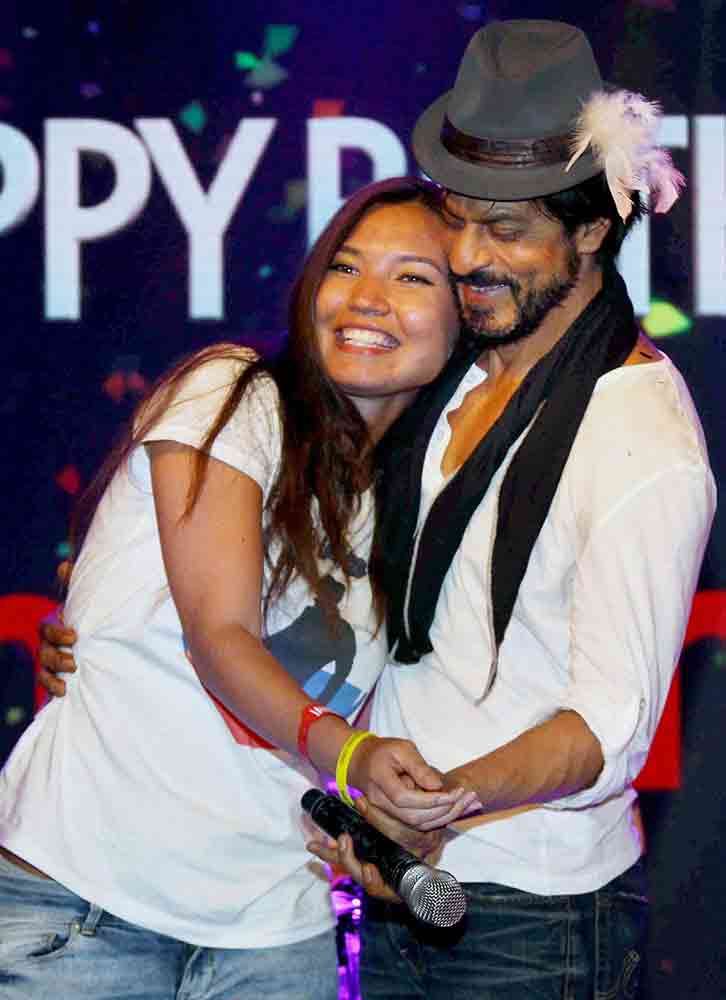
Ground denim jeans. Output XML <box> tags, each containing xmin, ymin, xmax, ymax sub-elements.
<box><xmin>359</xmin><ymin>859</ymin><xmax>648</xmax><ymax>1000</ymax></box>
<box><xmin>0</xmin><ymin>851</ymin><xmax>339</xmax><ymax>1000</ymax></box>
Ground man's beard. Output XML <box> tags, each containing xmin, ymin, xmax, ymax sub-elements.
<box><xmin>459</xmin><ymin>243</ymin><xmax>580</xmax><ymax>350</ymax></box>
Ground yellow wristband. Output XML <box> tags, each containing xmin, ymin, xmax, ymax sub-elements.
<box><xmin>335</xmin><ymin>730</ymin><xmax>374</xmax><ymax>807</ymax></box>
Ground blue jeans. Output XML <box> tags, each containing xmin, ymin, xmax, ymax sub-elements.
<box><xmin>359</xmin><ymin>859</ymin><xmax>648</xmax><ymax>999</ymax></box>
<box><xmin>0</xmin><ymin>851</ymin><xmax>339</xmax><ymax>1000</ymax></box>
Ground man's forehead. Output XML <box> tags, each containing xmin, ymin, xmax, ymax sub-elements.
<box><xmin>443</xmin><ymin>193</ymin><xmax>537</xmax><ymax>222</ymax></box>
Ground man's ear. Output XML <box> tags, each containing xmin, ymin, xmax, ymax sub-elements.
<box><xmin>574</xmin><ymin>217</ymin><xmax>612</xmax><ymax>255</ymax></box>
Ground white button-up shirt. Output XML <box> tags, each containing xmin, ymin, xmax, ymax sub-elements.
<box><xmin>372</xmin><ymin>355</ymin><xmax>716</xmax><ymax>894</ymax></box>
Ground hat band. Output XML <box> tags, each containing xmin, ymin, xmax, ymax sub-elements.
<box><xmin>441</xmin><ymin>116</ymin><xmax>571</xmax><ymax>168</ymax></box>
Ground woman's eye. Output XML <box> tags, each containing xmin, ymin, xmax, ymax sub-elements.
<box><xmin>328</xmin><ymin>261</ymin><xmax>356</xmax><ymax>274</ymax></box>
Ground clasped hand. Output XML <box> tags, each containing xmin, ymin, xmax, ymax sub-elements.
<box><xmin>308</xmin><ymin>741</ymin><xmax>480</xmax><ymax>904</ymax></box>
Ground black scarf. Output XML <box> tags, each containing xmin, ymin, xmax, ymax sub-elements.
<box><xmin>376</xmin><ymin>267</ymin><xmax>638</xmax><ymax>663</ymax></box>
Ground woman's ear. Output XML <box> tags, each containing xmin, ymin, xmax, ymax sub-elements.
<box><xmin>575</xmin><ymin>217</ymin><xmax>612</xmax><ymax>255</ymax></box>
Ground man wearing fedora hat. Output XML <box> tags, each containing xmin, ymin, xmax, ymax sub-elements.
<box><xmin>319</xmin><ymin>19</ymin><xmax>716</xmax><ymax>999</ymax></box>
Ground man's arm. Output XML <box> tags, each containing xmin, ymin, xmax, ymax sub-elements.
<box><xmin>440</xmin><ymin>709</ymin><xmax>603</xmax><ymax>819</ymax></box>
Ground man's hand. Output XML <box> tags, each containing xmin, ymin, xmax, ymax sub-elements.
<box><xmin>38</xmin><ymin>618</ymin><xmax>77</xmax><ymax>697</ymax></box>
<box><xmin>346</xmin><ymin>736</ymin><xmax>479</xmax><ymax>830</ymax></box>
<box><xmin>306</xmin><ymin>795</ymin><xmax>445</xmax><ymax>903</ymax></box>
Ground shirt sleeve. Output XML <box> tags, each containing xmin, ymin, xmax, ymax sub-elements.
<box><xmin>545</xmin><ymin>458</ymin><xmax>716</xmax><ymax>810</ymax></box>
<box><xmin>129</xmin><ymin>349</ymin><xmax>282</xmax><ymax>503</ymax></box>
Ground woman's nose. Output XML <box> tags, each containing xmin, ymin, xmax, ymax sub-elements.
<box><xmin>348</xmin><ymin>277</ymin><xmax>389</xmax><ymax>315</ymax></box>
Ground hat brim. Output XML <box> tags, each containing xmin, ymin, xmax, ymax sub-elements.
<box><xmin>412</xmin><ymin>90</ymin><xmax>602</xmax><ymax>201</ymax></box>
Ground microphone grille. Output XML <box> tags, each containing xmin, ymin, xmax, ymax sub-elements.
<box><xmin>399</xmin><ymin>865</ymin><xmax>467</xmax><ymax>928</ymax></box>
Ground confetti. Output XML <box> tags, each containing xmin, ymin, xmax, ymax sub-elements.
<box><xmin>55</xmin><ymin>465</ymin><xmax>81</xmax><ymax>496</ymax></box>
<box><xmin>313</xmin><ymin>99</ymin><xmax>345</xmax><ymax>118</ymax></box>
<box><xmin>263</xmin><ymin>25</ymin><xmax>299</xmax><ymax>59</ymax></box>
<box><xmin>87</xmin><ymin>20</ymin><xmax>101</xmax><ymax>34</ymax></box>
<box><xmin>258</xmin><ymin>264</ymin><xmax>274</xmax><ymax>279</ymax></box>
<box><xmin>285</xmin><ymin>179</ymin><xmax>307</xmax><ymax>211</ymax></box>
<box><xmin>235</xmin><ymin>52</ymin><xmax>260</xmax><ymax>70</ymax></box>
<box><xmin>236</xmin><ymin>25</ymin><xmax>298</xmax><ymax>92</ymax></box>
<box><xmin>80</xmin><ymin>82</ymin><xmax>103</xmax><ymax>99</ymax></box>
<box><xmin>5</xmin><ymin>706</ymin><xmax>27</xmax><ymax>726</ymax></box>
<box><xmin>55</xmin><ymin>540</ymin><xmax>73</xmax><ymax>559</ymax></box>
<box><xmin>244</xmin><ymin>59</ymin><xmax>288</xmax><ymax>90</ymax></box>
<box><xmin>179</xmin><ymin>100</ymin><xmax>207</xmax><ymax>134</ymax></box>
<box><xmin>641</xmin><ymin>299</ymin><xmax>692</xmax><ymax>337</ymax></box>
<box><xmin>21</xmin><ymin>26</ymin><xmax>38</xmax><ymax>39</ymax></box>
<box><xmin>0</xmin><ymin>49</ymin><xmax>14</xmax><ymax>70</ymax></box>
<box><xmin>250</xmin><ymin>90</ymin><xmax>264</xmax><ymax>106</ymax></box>
<box><xmin>458</xmin><ymin>3</ymin><xmax>485</xmax><ymax>20</ymax></box>
<box><xmin>267</xmin><ymin>179</ymin><xmax>307</xmax><ymax>222</ymax></box>
<box><xmin>103</xmin><ymin>371</ymin><xmax>126</xmax><ymax>403</ymax></box>
<box><xmin>126</xmin><ymin>371</ymin><xmax>149</xmax><ymax>394</ymax></box>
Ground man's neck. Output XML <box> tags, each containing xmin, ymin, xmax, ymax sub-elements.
<box><xmin>477</xmin><ymin>267</ymin><xmax>605</xmax><ymax>385</ymax></box>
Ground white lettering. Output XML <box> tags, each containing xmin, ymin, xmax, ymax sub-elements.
<box><xmin>619</xmin><ymin>115</ymin><xmax>689</xmax><ymax>315</ymax></box>
<box><xmin>0</xmin><ymin>124</ymin><xmax>40</xmax><ymax>233</ymax></box>
<box><xmin>694</xmin><ymin>115</ymin><xmax>726</xmax><ymax>315</ymax></box>
<box><xmin>136</xmin><ymin>118</ymin><xmax>277</xmax><ymax>319</ymax></box>
<box><xmin>307</xmin><ymin>117</ymin><xmax>407</xmax><ymax>245</ymax></box>
<box><xmin>45</xmin><ymin>119</ymin><xmax>152</xmax><ymax>319</ymax></box>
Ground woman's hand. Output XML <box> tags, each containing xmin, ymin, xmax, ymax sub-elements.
<box><xmin>37</xmin><ymin>617</ymin><xmax>77</xmax><ymax>698</ymax></box>
<box><xmin>306</xmin><ymin>795</ymin><xmax>445</xmax><ymax>903</ymax></box>
<box><xmin>346</xmin><ymin>735</ymin><xmax>480</xmax><ymax>829</ymax></box>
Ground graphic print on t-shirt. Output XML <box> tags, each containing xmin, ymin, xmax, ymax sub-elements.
<box><xmin>189</xmin><ymin>545</ymin><xmax>371</xmax><ymax>746</ymax></box>
<box><xmin>264</xmin><ymin>547</ymin><xmax>368</xmax><ymax>716</ymax></box>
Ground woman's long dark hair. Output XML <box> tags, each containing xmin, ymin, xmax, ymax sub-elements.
<box><xmin>71</xmin><ymin>176</ymin><xmax>446</xmax><ymax>627</ymax></box>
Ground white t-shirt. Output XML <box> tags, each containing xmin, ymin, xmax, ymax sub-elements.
<box><xmin>372</xmin><ymin>354</ymin><xmax>716</xmax><ymax>894</ymax></box>
<box><xmin>0</xmin><ymin>348</ymin><xmax>387</xmax><ymax>948</ymax></box>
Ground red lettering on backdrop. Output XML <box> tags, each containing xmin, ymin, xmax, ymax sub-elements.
<box><xmin>636</xmin><ymin>590</ymin><xmax>726</xmax><ymax>790</ymax></box>
<box><xmin>0</xmin><ymin>593</ymin><xmax>59</xmax><ymax>713</ymax></box>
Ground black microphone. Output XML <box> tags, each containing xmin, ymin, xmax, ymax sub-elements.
<box><xmin>301</xmin><ymin>788</ymin><xmax>466</xmax><ymax>928</ymax></box>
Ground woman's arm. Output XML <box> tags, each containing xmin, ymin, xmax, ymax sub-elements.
<box><xmin>149</xmin><ymin>440</ymin><xmax>473</xmax><ymax>823</ymax></box>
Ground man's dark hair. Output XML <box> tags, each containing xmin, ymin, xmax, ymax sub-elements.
<box><xmin>537</xmin><ymin>171</ymin><xmax>644</xmax><ymax>267</ymax></box>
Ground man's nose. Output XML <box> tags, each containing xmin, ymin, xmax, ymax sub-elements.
<box><xmin>449</xmin><ymin>226</ymin><xmax>490</xmax><ymax>279</ymax></box>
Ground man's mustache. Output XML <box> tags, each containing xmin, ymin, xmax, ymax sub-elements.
<box><xmin>450</xmin><ymin>269</ymin><xmax>515</xmax><ymax>290</ymax></box>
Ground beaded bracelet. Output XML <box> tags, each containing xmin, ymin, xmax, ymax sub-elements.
<box><xmin>335</xmin><ymin>730</ymin><xmax>374</xmax><ymax>807</ymax></box>
<box><xmin>297</xmin><ymin>703</ymin><xmax>338</xmax><ymax>763</ymax></box>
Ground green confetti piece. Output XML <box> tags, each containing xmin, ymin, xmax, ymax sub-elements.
<box><xmin>5</xmin><ymin>706</ymin><xmax>27</xmax><ymax>726</ymax></box>
<box><xmin>55</xmin><ymin>540</ymin><xmax>72</xmax><ymax>558</ymax></box>
<box><xmin>235</xmin><ymin>51</ymin><xmax>260</xmax><ymax>70</ymax></box>
<box><xmin>258</xmin><ymin>264</ymin><xmax>274</xmax><ymax>279</ymax></box>
<box><xmin>264</xmin><ymin>24</ymin><xmax>299</xmax><ymax>58</ymax></box>
<box><xmin>641</xmin><ymin>299</ymin><xmax>692</xmax><ymax>337</ymax></box>
<box><xmin>245</xmin><ymin>59</ymin><xmax>288</xmax><ymax>90</ymax></box>
<box><xmin>285</xmin><ymin>179</ymin><xmax>307</xmax><ymax>210</ymax></box>
<box><xmin>179</xmin><ymin>100</ymin><xmax>206</xmax><ymax>134</ymax></box>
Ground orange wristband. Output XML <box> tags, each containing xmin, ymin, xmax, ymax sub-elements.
<box><xmin>297</xmin><ymin>703</ymin><xmax>339</xmax><ymax>762</ymax></box>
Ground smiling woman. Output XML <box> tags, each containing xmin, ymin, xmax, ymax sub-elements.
<box><xmin>315</xmin><ymin>200</ymin><xmax>459</xmax><ymax>435</ymax></box>
<box><xmin>0</xmin><ymin>176</ymin><xmax>471</xmax><ymax>1000</ymax></box>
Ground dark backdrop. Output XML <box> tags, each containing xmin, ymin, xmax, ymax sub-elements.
<box><xmin>1</xmin><ymin>2</ymin><xmax>725</xmax><ymax>996</ymax></box>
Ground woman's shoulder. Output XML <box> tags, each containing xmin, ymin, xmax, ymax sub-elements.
<box><xmin>175</xmin><ymin>343</ymin><xmax>263</xmax><ymax>394</ymax></box>
<box><xmin>171</xmin><ymin>343</ymin><xmax>279</xmax><ymax>411</ymax></box>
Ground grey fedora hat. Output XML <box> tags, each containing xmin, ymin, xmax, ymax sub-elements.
<box><xmin>412</xmin><ymin>20</ymin><xmax>604</xmax><ymax>201</ymax></box>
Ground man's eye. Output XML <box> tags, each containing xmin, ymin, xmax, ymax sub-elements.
<box><xmin>491</xmin><ymin>229</ymin><xmax>521</xmax><ymax>242</ymax></box>
<box><xmin>399</xmin><ymin>273</ymin><xmax>433</xmax><ymax>285</ymax></box>
<box><xmin>443</xmin><ymin>212</ymin><xmax>465</xmax><ymax>229</ymax></box>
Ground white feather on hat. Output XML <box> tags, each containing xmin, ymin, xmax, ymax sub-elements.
<box><xmin>566</xmin><ymin>90</ymin><xmax>685</xmax><ymax>221</ymax></box>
